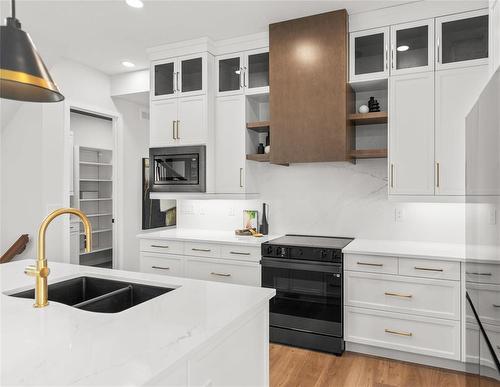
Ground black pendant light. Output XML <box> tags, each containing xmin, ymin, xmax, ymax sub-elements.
<box><xmin>0</xmin><ymin>0</ymin><xmax>64</xmax><ymax>102</ymax></box>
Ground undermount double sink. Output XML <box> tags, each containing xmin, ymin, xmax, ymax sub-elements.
<box><xmin>10</xmin><ymin>276</ymin><xmax>174</xmax><ymax>313</ymax></box>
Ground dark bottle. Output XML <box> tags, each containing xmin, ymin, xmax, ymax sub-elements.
<box><xmin>257</xmin><ymin>143</ymin><xmax>265</xmax><ymax>154</ymax></box>
<box><xmin>260</xmin><ymin>203</ymin><xmax>269</xmax><ymax>235</ymax></box>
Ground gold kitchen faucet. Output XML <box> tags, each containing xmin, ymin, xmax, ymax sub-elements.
<box><xmin>25</xmin><ymin>208</ymin><xmax>92</xmax><ymax>308</ymax></box>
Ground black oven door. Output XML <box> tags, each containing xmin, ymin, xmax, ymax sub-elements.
<box><xmin>150</xmin><ymin>146</ymin><xmax>206</xmax><ymax>192</ymax></box>
<box><xmin>261</xmin><ymin>257</ymin><xmax>342</xmax><ymax>337</ymax></box>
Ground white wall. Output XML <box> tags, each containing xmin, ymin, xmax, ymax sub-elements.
<box><xmin>0</xmin><ymin>59</ymin><xmax>119</xmax><ymax>263</ymax></box>
<box><xmin>71</xmin><ymin>112</ymin><xmax>114</xmax><ymax>150</ymax></box>
<box><xmin>113</xmin><ymin>98</ymin><xmax>149</xmax><ymax>272</ymax></box>
<box><xmin>178</xmin><ymin>160</ymin><xmax>465</xmax><ymax>244</ymax></box>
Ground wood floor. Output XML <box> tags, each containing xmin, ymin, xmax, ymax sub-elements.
<box><xmin>269</xmin><ymin>344</ymin><xmax>472</xmax><ymax>387</ymax></box>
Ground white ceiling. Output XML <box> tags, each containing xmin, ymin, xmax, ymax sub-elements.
<box><xmin>0</xmin><ymin>0</ymin><xmax>416</xmax><ymax>75</ymax></box>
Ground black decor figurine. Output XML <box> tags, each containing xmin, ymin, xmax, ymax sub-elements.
<box><xmin>368</xmin><ymin>97</ymin><xmax>380</xmax><ymax>112</ymax></box>
<box><xmin>257</xmin><ymin>143</ymin><xmax>265</xmax><ymax>154</ymax></box>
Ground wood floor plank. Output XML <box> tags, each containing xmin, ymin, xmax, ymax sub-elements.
<box><xmin>269</xmin><ymin>344</ymin><xmax>471</xmax><ymax>387</ymax></box>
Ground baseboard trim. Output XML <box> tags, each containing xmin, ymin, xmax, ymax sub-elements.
<box><xmin>346</xmin><ymin>342</ymin><xmax>466</xmax><ymax>372</ymax></box>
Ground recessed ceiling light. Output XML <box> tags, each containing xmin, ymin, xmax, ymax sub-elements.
<box><xmin>397</xmin><ymin>45</ymin><xmax>410</xmax><ymax>52</ymax></box>
<box><xmin>122</xmin><ymin>61</ymin><xmax>135</xmax><ymax>68</ymax></box>
<box><xmin>126</xmin><ymin>0</ymin><xmax>144</xmax><ymax>8</ymax></box>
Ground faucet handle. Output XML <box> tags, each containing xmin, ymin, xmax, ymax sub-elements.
<box><xmin>24</xmin><ymin>265</ymin><xmax>38</xmax><ymax>277</ymax></box>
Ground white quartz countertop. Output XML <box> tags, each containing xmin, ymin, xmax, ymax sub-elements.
<box><xmin>342</xmin><ymin>238</ymin><xmax>466</xmax><ymax>262</ymax></box>
<box><xmin>137</xmin><ymin>228</ymin><xmax>281</xmax><ymax>246</ymax></box>
<box><xmin>1</xmin><ymin>260</ymin><xmax>275</xmax><ymax>386</ymax></box>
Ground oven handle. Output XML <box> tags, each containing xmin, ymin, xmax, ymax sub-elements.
<box><xmin>260</xmin><ymin>257</ymin><xmax>341</xmax><ymax>274</ymax></box>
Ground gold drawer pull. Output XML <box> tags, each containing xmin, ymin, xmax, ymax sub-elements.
<box><xmin>152</xmin><ymin>266</ymin><xmax>170</xmax><ymax>270</ymax></box>
<box><xmin>210</xmin><ymin>272</ymin><xmax>231</xmax><ymax>277</ymax></box>
<box><xmin>385</xmin><ymin>292</ymin><xmax>413</xmax><ymax>299</ymax></box>
<box><xmin>414</xmin><ymin>266</ymin><xmax>443</xmax><ymax>272</ymax></box>
<box><xmin>385</xmin><ymin>329</ymin><xmax>412</xmax><ymax>337</ymax></box>
<box><xmin>357</xmin><ymin>262</ymin><xmax>383</xmax><ymax>267</ymax></box>
<box><xmin>466</xmin><ymin>272</ymin><xmax>492</xmax><ymax>276</ymax></box>
<box><xmin>230</xmin><ymin>251</ymin><xmax>251</xmax><ymax>256</ymax></box>
<box><xmin>151</xmin><ymin>245</ymin><xmax>169</xmax><ymax>249</ymax></box>
<box><xmin>192</xmin><ymin>248</ymin><xmax>211</xmax><ymax>252</ymax></box>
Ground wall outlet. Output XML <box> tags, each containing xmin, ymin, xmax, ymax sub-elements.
<box><xmin>228</xmin><ymin>207</ymin><xmax>235</xmax><ymax>217</ymax></box>
<box><xmin>394</xmin><ymin>208</ymin><xmax>404</xmax><ymax>222</ymax></box>
<box><xmin>198</xmin><ymin>204</ymin><xmax>206</xmax><ymax>216</ymax></box>
<box><xmin>183</xmin><ymin>204</ymin><xmax>194</xmax><ymax>215</ymax></box>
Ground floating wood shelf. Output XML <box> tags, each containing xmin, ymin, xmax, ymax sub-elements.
<box><xmin>349</xmin><ymin>149</ymin><xmax>388</xmax><ymax>159</ymax></box>
<box><xmin>246</xmin><ymin>153</ymin><xmax>270</xmax><ymax>162</ymax></box>
<box><xmin>246</xmin><ymin>121</ymin><xmax>270</xmax><ymax>132</ymax></box>
<box><xmin>348</xmin><ymin>112</ymin><xmax>388</xmax><ymax>125</ymax></box>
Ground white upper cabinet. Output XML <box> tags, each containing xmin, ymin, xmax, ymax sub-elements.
<box><xmin>152</xmin><ymin>53</ymin><xmax>207</xmax><ymax>100</ymax></box>
<box><xmin>389</xmin><ymin>72</ymin><xmax>435</xmax><ymax>195</ymax></box>
<box><xmin>436</xmin><ymin>9</ymin><xmax>489</xmax><ymax>71</ymax></box>
<box><xmin>350</xmin><ymin>27</ymin><xmax>390</xmax><ymax>82</ymax></box>
<box><xmin>216</xmin><ymin>48</ymin><xmax>269</xmax><ymax>96</ymax></box>
<box><xmin>177</xmin><ymin>95</ymin><xmax>207</xmax><ymax>145</ymax></box>
<box><xmin>390</xmin><ymin>19</ymin><xmax>434</xmax><ymax>76</ymax></box>
<box><xmin>435</xmin><ymin>65</ymin><xmax>489</xmax><ymax>196</ymax></box>
<box><xmin>215</xmin><ymin>95</ymin><xmax>246</xmax><ymax>193</ymax></box>
<box><xmin>150</xmin><ymin>99</ymin><xmax>178</xmax><ymax>147</ymax></box>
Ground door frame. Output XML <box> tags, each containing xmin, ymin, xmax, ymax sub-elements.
<box><xmin>63</xmin><ymin>101</ymin><xmax>123</xmax><ymax>270</ymax></box>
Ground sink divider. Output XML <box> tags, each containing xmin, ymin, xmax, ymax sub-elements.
<box><xmin>72</xmin><ymin>285</ymin><xmax>133</xmax><ymax>309</ymax></box>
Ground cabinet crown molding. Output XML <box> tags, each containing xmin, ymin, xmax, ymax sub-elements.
<box><xmin>148</xmin><ymin>37</ymin><xmax>217</xmax><ymax>61</ymax></box>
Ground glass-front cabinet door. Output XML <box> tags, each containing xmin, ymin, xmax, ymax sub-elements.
<box><xmin>436</xmin><ymin>9</ymin><xmax>489</xmax><ymax>70</ymax></box>
<box><xmin>216</xmin><ymin>54</ymin><xmax>243</xmax><ymax>96</ymax></box>
<box><xmin>390</xmin><ymin>19</ymin><xmax>434</xmax><ymax>76</ymax></box>
<box><xmin>245</xmin><ymin>49</ymin><xmax>269</xmax><ymax>95</ymax></box>
<box><xmin>178</xmin><ymin>54</ymin><xmax>205</xmax><ymax>97</ymax></box>
<box><xmin>153</xmin><ymin>60</ymin><xmax>176</xmax><ymax>99</ymax></box>
<box><xmin>349</xmin><ymin>27</ymin><xmax>389</xmax><ymax>82</ymax></box>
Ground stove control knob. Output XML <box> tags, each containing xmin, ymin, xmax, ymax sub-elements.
<box><xmin>265</xmin><ymin>245</ymin><xmax>273</xmax><ymax>255</ymax></box>
<box><xmin>297</xmin><ymin>249</ymin><xmax>303</xmax><ymax>256</ymax></box>
<box><xmin>279</xmin><ymin>247</ymin><xmax>286</xmax><ymax>257</ymax></box>
<box><xmin>320</xmin><ymin>250</ymin><xmax>328</xmax><ymax>258</ymax></box>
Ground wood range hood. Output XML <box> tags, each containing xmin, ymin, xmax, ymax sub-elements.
<box><xmin>269</xmin><ymin>9</ymin><xmax>350</xmax><ymax>164</ymax></box>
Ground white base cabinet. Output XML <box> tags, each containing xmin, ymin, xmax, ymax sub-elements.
<box><xmin>344</xmin><ymin>253</ymin><xmax>463</xmax><ymax>361</ymax></box>
<box><xmin>139</xmin><ymin>238</ymin><xmax>261</xmax><ymax>286</ymax></box>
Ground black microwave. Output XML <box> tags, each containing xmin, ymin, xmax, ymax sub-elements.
<box><xmin>149</xmin><ymin>146</ymin><xmax>206</xmax><ymax>192</ymax></box>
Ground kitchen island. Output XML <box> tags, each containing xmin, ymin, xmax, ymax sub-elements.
<box><xmin>1</xmin><ymin>260</ymin><xmax>275</xmax><ymax>386</ymax></box>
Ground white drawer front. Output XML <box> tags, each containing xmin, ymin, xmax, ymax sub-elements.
<box><xmin>468</xmin><ymin>284</ymin><xmax>500</xmax><ymax>326</ymax></box>
<box><xmin>345</xmin><ymin>307</ymin><xmax>460</xmax><ymax>360</ymax></box>
<box><xmin>140</xmin><ymin>252</ymin><xmax>185</xmax><ymax>277</ymax></box>
<box><xmin>466</xmin><ymin>262</ymin><xmax>500</xmax><ymax>285</ymax></box>
<box><xmin>140</xmin><ymin>239</ymin><xmax>184</xmax><ymax>255</ymax></box>
<box><xmin>345</xmin><ymin>271</ymin><xmax>460</xmax><ymax>320</ymax></box>
<box><xmin>185</xmin><ymin>256</ymin><xmax>261</xmax><ymax>286</ymax></box>
<box><xmin>398</xmin><ymin>258</ymin><xmax>460</xmax><ymax>281</ymax></box>
<box><xmin>184</xmin><ymin>242</ymin><xmax>221</xmax><ymax>258</ymax></box>
<box><xmin>345</xmin><ymin>254</ymin><xmax>398</xmax><ymax>275</ymax></box>
<box><xmin>220</xmin><ymin>245</ymin><xmax>261</xmax><ymax>262</ymax></box>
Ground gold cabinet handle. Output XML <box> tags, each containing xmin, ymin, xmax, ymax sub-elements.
<box><xmin>151</xmin><ymin>245</ymin><xmax>169</xmax><ymax>249</ymax></box>
<box><xmin>390</xmin><ymin>164</ymin><xmax>394</xmax><ymax>188</ymax></box>
<box><xmin>357</xmin><ymin>261</ymin><xmax>383</xmax><ymax>267</ymax></box>
<box><xmin>192</xmin><ymin>248</ymin><xmax>211</xmax><ymax>252</ymax></box>
<box><xmin>414</xmin><ymin>266</ymin><xmax>443</xmax><ymax>272</ymax></box>
<box><xmin>384</xmin><ymin>292</ymin><xmax>413</xmax><ymax>299</ymax></box>
<box><xmin>239</xmin><ymin>168</ymin><xmax>244</xmax><ymax>188</ymax></box>
<box><xmin>172</xmin><ymin>120</ymin><xmax>176</xmax><ymax>140</ymax></box>
<box><xmin>385</xmin><ymin>328</ymin><xmax>412</xmax><ymax>337</ymax></box>
<box><xmin>152</xmin><ymin>266</ymin><xmax>170</xmax><ymax>270</ymax></box>
<box><xmin>466</xmin><ymin>272</ymin><xmax>492</xmax><ymax>276</ymax></box>
<box><xmin>436</xmin><ymin>162</ymin><xmax>440</xmax><ymax>188</ymax></box>
<box><xmin>230</xmin><ymin>251</ymin><xmax>251</xmax><ymax>256</ymax></box>
<box><xmin>385</xmin><ymin>45</ymin><xmax>388</xmax><ymax>71</ymax></box>
<box><xmin>176</xmin><ymin>120</ymin><xmax>180</xmax><ymax>139</ymax></box>
<box><xmin>210</xmin><ymin>272</ymin><xmax>231</xmax><ymax>277</ymax></box>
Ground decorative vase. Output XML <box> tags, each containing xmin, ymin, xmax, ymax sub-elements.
<box><xmin>264</xmin><ymin>145</ymin><xmax>271</xmax><ymax>154</ymax></box>
<box><xmin>358</xmin><ymin>105</ymin><xmax>369</xmax><ymax>114</ymax></box>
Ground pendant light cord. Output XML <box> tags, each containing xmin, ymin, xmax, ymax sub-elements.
<box><xmin>11</xmin><ymin>0</ymin><xmax>15</xmax><ymax>19</ymax></box>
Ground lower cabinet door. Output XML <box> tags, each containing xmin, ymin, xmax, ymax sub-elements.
<box><xmin>345</xmin><ymin>306</ymin><xmax>461</xmax><ymax>360</ymax></box>
<box><xmin>345</xmin><ymin>271</ymin><xmax>460</xmax><ymax>320</ymax></box>
<box><xmin>140</xmin><ymin>252</ymin><xmax>185</xmax><ymax>277</ymax></box>
<box><xmin>185</xmin><ymin>256</ymin><xmax>261</xmax><ymax>286</ymax></box>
